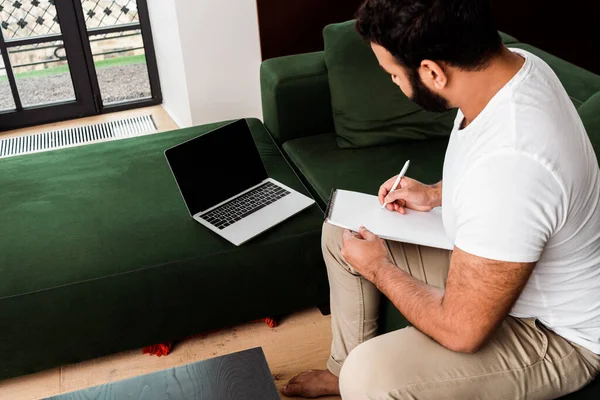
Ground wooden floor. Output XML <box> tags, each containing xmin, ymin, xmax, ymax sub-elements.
<box><xmin>0</xmin><ymin>309</ymin><xmax>337</xmax><ymax>400</ymax></box>
<box><xmin>0</xmin><ymin>105</ymin><xmax>179</xmax><ymax>139</ymax></box>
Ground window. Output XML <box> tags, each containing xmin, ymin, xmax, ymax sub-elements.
<box><xmin>0</xmin><ymin>0</ymin><xmax>161</xmax><ymax>131</ymax></box>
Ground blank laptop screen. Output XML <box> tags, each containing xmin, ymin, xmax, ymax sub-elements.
<box><xmin>165</xmin><ymin>120</ymin><xmax>268</xmax><ymax>216</ymax></box>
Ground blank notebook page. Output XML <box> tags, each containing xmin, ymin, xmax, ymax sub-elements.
<box><xmin>326</xmin><ymin>190</ymin><xmax>454</xmax><ymax>250</ymax></box>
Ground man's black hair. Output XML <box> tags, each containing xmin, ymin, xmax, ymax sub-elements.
<box><xmin>356</xmin><ymin>0</ymin><xmax>503</xmax><ymax>71</ymax></box>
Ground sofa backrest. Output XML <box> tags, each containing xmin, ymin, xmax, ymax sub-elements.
<box><xmin>259</xmin><ymin>23</ymin><xmax>600</xmax><ymax>159</ymax></box>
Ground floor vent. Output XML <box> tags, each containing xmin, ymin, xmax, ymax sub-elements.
<box><xmin>0</xmin><ymin>114</ymin><xmax>157</xmax><ymax>159</ymax></box>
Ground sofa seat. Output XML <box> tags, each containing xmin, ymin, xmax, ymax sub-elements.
<box><xmin>0</xmin><ymin>118</ymin><xmax>329</xmax><ymax>380</ymax></box>
<box><xmin>283</xmin><ymin>132</ymin><xmax>449</xmax><ymax>209</ymax></box>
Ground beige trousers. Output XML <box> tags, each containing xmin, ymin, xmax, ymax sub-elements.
<box><xmin>322</xmin><ymin>222</ymin><xmax>600</xmax><ymax>399</ymax></box>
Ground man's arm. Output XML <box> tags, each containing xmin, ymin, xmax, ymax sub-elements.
<box><xmin>340</xmin><ymin>227</ymin><xmax>535</xmax><ymax>353</ymax></box>
<box><xmin>346</xmin><ymin>155</ymin><xmax>560</xmax><ymax>352</ymax></box>
<box><xmin>429</xmin><ymin>180</ymin><xmax>443</xmax><ymax>208</ymax></box>
<box><xmin>372</xmin><ymin>246</ymin><xmax>535</xmax><ymax>353</ymax></box>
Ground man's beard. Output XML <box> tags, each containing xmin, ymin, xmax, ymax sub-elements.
<box><xmin>408</xmin><ymin>68</ymin><xmax>452</xmax><ymax>113</ymax></box>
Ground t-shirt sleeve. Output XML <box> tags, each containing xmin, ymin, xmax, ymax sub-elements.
<box><xmin>453</xmin><ymin>152</ymin><xmax>566</xmax><ymax>263</ymax></box>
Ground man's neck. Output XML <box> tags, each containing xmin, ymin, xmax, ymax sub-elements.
<box><xmin>455</xmin><ymin>47</ymin><xmax>525</xmax><ymax>128</ymax></box>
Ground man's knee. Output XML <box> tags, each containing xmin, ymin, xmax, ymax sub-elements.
<box><xmin>338</xmin><ymin>331</ymin><xmax>425</xmax><ymax>400</ymax></box>
<box><xmin>321</xmin><ymin>222</ymin><xmax>344</xmax><ymax>256</ymax></box>
<box><xmin>339</xmin><ymin>339</ymin><xmax>389</xmax><ymax>399</ymax></box>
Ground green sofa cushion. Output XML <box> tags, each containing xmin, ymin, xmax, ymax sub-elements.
<box><xmin>0</xmin><ymin>119</ymin><xmax>321</xmax><ymax>298</ymax></box>
<box><xmin>324</xmin><ymin>20</ymin><xmax>457</xmax><ymax>149</ymax></box>
<box><xmin>282</xmin><ymin>132</ymin><xmax>449</xmax><ymax>208</ymax></box>
<box><xmin>509</xmin><ymin>44</ymin><xmax>600</xmax><ymax>107</ymax></box>
<box><xmin>323</xmin><ymin>20</ymin><xmax>520</xmax><ymax>149</ymax></box>
<box><xmin>578</xmin><ymin>91</ymin><xmax>600</xmax><ymax>162</ymax></box>
<box><xmin>0</xmin><ymin>119</ymin><xmax>329</xmax><ymax>380</ymax></box>
<box><xmin>498</xmin><ymin>31</ymin><xmax>520</xmax><ymax>45</ymax></box>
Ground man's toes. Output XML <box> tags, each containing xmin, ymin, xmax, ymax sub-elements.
<box><xmin>281</xmin><ymin>382</ymin><xmax>303</xmax><ymax>396</ymax></box>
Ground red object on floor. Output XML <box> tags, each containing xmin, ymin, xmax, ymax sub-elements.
<box><xmin>143</xmin><ymin>318</ymin><xmax>278</xmax><ymax>357</ymax></box>
<box><xmin>142</xmin><ymin>342</ymin><xmax>173</xmax><ymax>357</ymax></box>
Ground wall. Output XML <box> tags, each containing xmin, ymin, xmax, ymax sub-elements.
<box><xmin>146</xmin><ymin>0</ymin><xmax>192</xmax><ymax>127</ymax></box>
<box><xmin>147</xmin><ymin>0</ymin><xmax>263</xmax><ymax>128</ymax></box>
<box><xmin>491</xmin><ymin>0</ymin><xmax>600</xmax><ymax>74</ymax></box>
<box><xmin>257</xmin><ymin>0</ymin><xmax>363</xmax><ymax>60</ymax></box>
<box><xmin>257</xmin><ymin>0</ymin><xmax>599</xmax><ymax>75</ymax></box>
<box><xmin>177</xmin><ymin>0</ymin><xmax>263</xmax><ymax>125</ymax></box>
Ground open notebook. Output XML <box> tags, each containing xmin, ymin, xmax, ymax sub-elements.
<box><xmin>325</xmin><ymin>189</ymin><xmax>454</xmax><ymax>250</ymax></box>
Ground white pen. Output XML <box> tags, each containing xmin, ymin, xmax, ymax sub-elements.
<box><xmin>381</xmin><ymin>160</ymin><xmax>411</xmax><ymax>209</ymax></box>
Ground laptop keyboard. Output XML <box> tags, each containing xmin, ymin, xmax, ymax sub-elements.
<box><xmin>202</xmin><ymin>182</ymin><xmax>291</xmax><ymax>230</ymax></box>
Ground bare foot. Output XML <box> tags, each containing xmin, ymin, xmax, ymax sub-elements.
<box><xmin>281</xmin><ymin>369</ymin><xmax>340</xmax><ymax>398</ymax></box>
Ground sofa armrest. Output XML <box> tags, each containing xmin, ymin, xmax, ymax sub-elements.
<box><xmin>260</xmin><ymin>51</ymin><xmax>335</xmax><ymax>144</ymax></box>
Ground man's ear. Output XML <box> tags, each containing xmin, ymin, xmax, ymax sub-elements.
<box><xmin>420</xmin><ymin>60</ymin><xmax>448</xmax><ymax>90</ymax></box>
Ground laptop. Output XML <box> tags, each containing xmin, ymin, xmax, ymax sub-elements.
<box><xmin>164</xmin><ymin>119</ymin><xmax>315</xmax><ymax>246</ymax></box>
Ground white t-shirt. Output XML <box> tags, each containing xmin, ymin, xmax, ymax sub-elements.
<box><xmin>442</xmin><ymin>49</ymin><xmax>600</xmax><ymax>354</ymax></box>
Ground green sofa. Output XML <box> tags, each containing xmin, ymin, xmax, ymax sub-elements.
<box><xmin>260</xmin><ymin>28</ymin><xmax>600</xmax><ymax>398</ymax></box>
<box><xmin>0</xmin><ymin>119</ymin><xmax>330</xmax><ymax>381</ymax></box>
